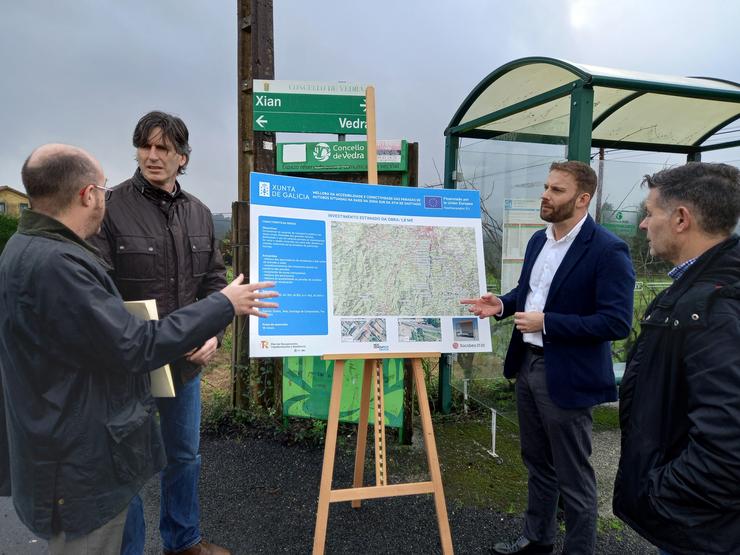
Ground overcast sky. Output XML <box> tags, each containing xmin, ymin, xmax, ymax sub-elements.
<box><xmin>1</xmin><ymin>0</ymin><xmax>738</xmax><ymax>214</ymax></box>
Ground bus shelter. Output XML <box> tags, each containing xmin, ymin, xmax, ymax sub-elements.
<box><xmin>439</xmin><ymin>57</ymin><xmax>740</xmax><ymax>413</ymax></box>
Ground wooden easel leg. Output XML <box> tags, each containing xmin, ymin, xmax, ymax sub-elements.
<box><xmin>373</xmin><ymin>359</ymin><xmax>388</xmax><ymax>486</ymax></box>
<box><xmin>313</xmin><ymin>360</ymin><xmax>345</xmax><ymax>555</ymax></box>
<box><xmin>412</xmin><ymin>359</ymin><xmax>454</xmax><ymax>555</ymax></box>
<box><xmin>351</xmin><ymin>359</ymin><xmax>374</xmax><ymax>509</ymax></box>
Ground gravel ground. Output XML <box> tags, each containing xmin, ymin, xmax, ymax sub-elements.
<box><xmin>1</xmin><ymin>430</ymin><xmax>655</xmax><ymax>554</ymax></box>
<box><xmin>144</xmin><ymin>433</ymin><xmax>653</xmax><ymax>554</ymax></box>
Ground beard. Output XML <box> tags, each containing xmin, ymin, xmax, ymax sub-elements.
<box><xmin>540</xmin><ymin>194</ymin><xmax>578</xmax><ymax>223</ymax></box>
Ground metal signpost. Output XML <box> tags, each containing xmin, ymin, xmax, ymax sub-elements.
<box><xmin>253</xmin><ymin>79</ymin><xmax>368</xmax><ymax>134</ymax></box>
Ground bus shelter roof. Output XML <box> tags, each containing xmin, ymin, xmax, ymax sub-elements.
<box><xmin>445</xmin><ymin>57</ymin><xmax>740</xmax><ymax>154</ymax></box>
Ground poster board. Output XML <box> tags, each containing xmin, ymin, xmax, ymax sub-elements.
<box><xmin>248</xmin><ymin>172</ymin><xmax>492</xmax><ymax>357</ymax></box>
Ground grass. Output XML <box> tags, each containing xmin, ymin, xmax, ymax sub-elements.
<box><xmin>593</xmin><ymin>405</ymin><xmax>620</xmax><ymax>432</ymax></box>
<box><xmin>432</xmin><ymin>415</ymin><xmax>528</xmax><ymax>510</ymax></box>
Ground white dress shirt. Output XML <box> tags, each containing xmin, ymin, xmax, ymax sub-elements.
<box><xmin>522</xmin><ymin>213</ymin><xmax>588</xmax><ymax>347</ymax></box>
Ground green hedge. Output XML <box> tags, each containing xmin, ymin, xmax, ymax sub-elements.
<box><xmin>0</xmin><ymin>213</ymin><xmax>19</xmax><ymax>254</ymax></box>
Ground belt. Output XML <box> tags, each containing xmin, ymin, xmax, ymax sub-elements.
<box><xmin>525</xmin><ymin>343</ymin><xmax>544</xmax><ymax>356</ymax></box>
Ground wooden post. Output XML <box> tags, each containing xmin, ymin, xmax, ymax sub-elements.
<box><xmin>365</xmin><ymin>86</ymin><xmax>377</xmax><ymax>184</ymax></box>
<box><xmin>233</xmin><ymin>0</ymin><xmax>282</xmax><ymax>410</ymax></box>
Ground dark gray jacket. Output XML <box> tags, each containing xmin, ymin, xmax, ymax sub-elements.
<box><xmin>613</xmin><ymin>236</ymin><xmax>740</xmax><ymax>555</ymax></box>
<box><xmin>90</xmin><ymin>170</ymin><xmax>227</xmax><ymax>382</ymax></box>
<box><xmin>0</xmin><ymin>210</ymin><xmax>234</xmax><ymax>539</ymax></box>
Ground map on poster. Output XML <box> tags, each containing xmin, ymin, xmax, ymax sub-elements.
<box><xmin>249</xmin><ymin>172</ymin><xmax>491</xmax><ymax>357</ymax></box>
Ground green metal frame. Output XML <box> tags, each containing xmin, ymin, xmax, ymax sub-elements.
<box><xmin>437</xmin><ymin>57</ymin><xmax>740</xmax><ymax>414</ymax></box>
<box><xmin>446</xmin><ymin>81</ymin><xmax>580</xmax><ymax>137</ymax></box>
<box><xmin>567</xmin><ymin>85</ymin><xmax>594</xmax><ymax>162</ymax></box>
<box><xmin>700</xmin><ymin>138</ymin><xmax>740</xmax><ymax>152</ymax></box>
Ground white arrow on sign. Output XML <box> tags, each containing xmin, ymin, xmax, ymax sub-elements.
<box><xmin>256</xmin><ymin>115</ymin><xmax>268</xmax><ymax>128</ymax></box>
<box><xmin>360</xmin><ymin>100</ymin><xmax>366</xmax><ymax>112</ymax></box>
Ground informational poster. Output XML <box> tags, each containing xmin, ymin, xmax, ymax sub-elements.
<box><xmin>249</xmin><ymin>172</ymin><xmax>491</xmax><ymax>357</ymax></box>
<box><xmin>501</xmin><ymin>198</ymin><xmax>545</xmax><ymax>294</ymax></box>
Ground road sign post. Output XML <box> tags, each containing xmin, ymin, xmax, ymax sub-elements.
<box><xmin>253</xmin><ymin>80</ymin><xmax>368</xmax><ymax>134</ymax></box>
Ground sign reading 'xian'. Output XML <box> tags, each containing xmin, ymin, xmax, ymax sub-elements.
<box><xmin>253</xmin><ymin>80</ymin><xmax>368</xmax><ymax>134</ymax></box>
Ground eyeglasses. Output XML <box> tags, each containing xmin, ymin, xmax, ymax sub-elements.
<box><xmin>79</xmin><ymin>179</ymin><xmax>111</xmax><ymax>201</ymax></box>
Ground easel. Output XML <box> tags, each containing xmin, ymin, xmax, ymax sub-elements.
<box><xmin>312</xmin><ymin>353</ymin><xmax>453</xmax><ymax>554</ymax></box>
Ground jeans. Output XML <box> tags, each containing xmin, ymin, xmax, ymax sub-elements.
<box><xmin>121</xmin><ymin>374</ymin><xmax>202</xmax><ymax>554</ymax></box>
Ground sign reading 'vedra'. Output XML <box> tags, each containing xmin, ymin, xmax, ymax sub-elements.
<box><xmin>253</xmin><ymin>80</ymin><xmax>368</xmax><ymax>134</ymax></box>
<box><xmin>277</xmin><ymin>140</ymin><xmax>408</xmax><ymax>173</ymax></box>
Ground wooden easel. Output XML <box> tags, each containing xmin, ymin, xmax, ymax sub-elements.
<box><xmin>312</xmin><ymin>353</ymin><xmax>453</xmax><ymax>554</ymax></box>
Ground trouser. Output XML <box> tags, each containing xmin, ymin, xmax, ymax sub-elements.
<box><xmin>516</xmin><ymin>350</ymin><xmax>597</xmax><ymax>555</ymax></box>
<box><xmin>121</xmin><ymin>374</ymin><xmax>202</xmax><ymax>554</ymax></box>
<box><xmin>49</xmin><ymin>507</ymin><xmax>127</xmax><ymax>555</ymax></box>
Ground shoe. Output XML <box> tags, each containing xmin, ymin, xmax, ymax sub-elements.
<box><xmin>491</xmin><ymin>535</ymin><xmax>553</xmax><ymax>554</ymax></box>
<box><xmin>164</xmin><ymin>540</ymin><xmax>231</xmax><ymax>555</ymax></box>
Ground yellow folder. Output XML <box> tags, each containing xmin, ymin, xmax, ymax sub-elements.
<box><xmin>123</xmin><ymin>299</ymin><xmax>176</xmax><ymax>398</ymax></box>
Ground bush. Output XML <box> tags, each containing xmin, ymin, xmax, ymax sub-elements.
<box><xmin>0</xmin><ymin>214</ymin><xmax>19</xmax><ymax>254</ymax></box>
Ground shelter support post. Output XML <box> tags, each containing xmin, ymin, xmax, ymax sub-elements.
<box><xmin>687</xmin><ymin>151</ymin><xmax>702</xmax><ymax>162</ymax></box>
<box><xmin>443</xmin><ymin>134</ymin><xmax>459</xmax><ymax>189</ymax></box>
<box><xmin>438</xmin><ymin>134</ymin><xmax>459</xmax><ymax>415</ymax></box>
<box><xmin>567</xmin><ymin>85</ymin><xmax>594</xmax><ymax>163</ymax></box>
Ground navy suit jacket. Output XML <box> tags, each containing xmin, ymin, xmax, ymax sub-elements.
<box><xmin>498</xmin><ymin>215</ymin><xmax>635</xmax><ymax>409</ymax></box>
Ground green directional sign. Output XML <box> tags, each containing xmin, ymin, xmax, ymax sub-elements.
<box><xmin>253</xmin><ymin>79</ymin><xmax>367</xmax><ymax>134</ymax></box>
<box><xmin>277</xmin><ymin>140</ymin><xmax>408</xmax><ymax>173</ymax></box>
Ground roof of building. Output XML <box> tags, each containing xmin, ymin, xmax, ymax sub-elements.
<box><xmin>0</xmin><ymin>186</ymin><xmax>29</xmax><ymax>199</ymax></box>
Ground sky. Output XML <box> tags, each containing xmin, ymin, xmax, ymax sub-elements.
<box><xmin>1</xmin><ymin>0</ymin><xmax>739</xmax><ymax>214</ymax></box>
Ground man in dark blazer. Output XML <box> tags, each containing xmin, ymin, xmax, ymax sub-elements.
<box><xmin>462</xmin><ymin>161</ymin><xmax>635</xmax><ymax>555</ymax></box>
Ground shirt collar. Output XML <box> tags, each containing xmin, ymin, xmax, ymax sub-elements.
<box><xmin>132</xmin><ymin>168</ymin><xmax>182</xmax><ymax>201</ymax></box>
<box><xmin>545</xmin><ymin>212</ymin><xmax>588</xmax><ymax>243</ymax></box>
<box><xmin>668</xmin><ymin>257</ymin><xmax>698</xmax><ymax>280</ymax></box>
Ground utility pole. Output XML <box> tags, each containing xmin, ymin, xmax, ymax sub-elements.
<box><xmin>233</xmin><ymin>0</ymin><xmax>279</xmax><ymax>409</ymax></box>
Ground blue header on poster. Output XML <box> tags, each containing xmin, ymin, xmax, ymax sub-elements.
<box><xmin>250</xmin><ymin>172</ymin><xmax>480</xmax><ymax>219</ymax></box>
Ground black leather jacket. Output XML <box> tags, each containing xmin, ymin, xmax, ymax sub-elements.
<box><xmin>90</xmin><ymin>170</ymin><xmax>227</xmax><ymax>381</ymax></box>
<box><xmin>0</xmin><ymin>210</ymin><xmax>234</xmax><ymax>539</ymax></box>
<box><xmin>613</xmin><ymin>236</ymin><xmax>740</xmax><ymax>555</ymax></box>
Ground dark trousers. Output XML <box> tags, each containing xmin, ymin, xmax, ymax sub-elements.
<box><xmin>516</xmin><ymin>350</ymin><xmax>597</xmax><ymax>555</ymax></box>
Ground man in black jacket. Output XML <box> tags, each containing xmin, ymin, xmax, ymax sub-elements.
<box><xmin>0</xmin><ymin>143</ymin><xmax>278</xmax><ymax>554</ymax></box>
<box><xmin>90</xmin><ymin>111</ymin><xmax>234</xmax><ymax>555</ymax></box>
<box><xmin>613</xmin><ymin>162</ymin><xmax>740</xmax><ymax>555</ymax></box>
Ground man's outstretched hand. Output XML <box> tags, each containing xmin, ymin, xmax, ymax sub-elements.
<box><xmin>460</xmin><ymin>292</ymin><xmax>503</xmax><ymax>319</ymax></box>
<box><xmin>220</xmin><ymin>274</ymin><xmax>279</xmax><ymax>317</ymax></box>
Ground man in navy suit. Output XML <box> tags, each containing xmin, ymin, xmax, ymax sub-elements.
<box><xmin>462</xmin><ymin>161</ymin><xmax>635</xmax><ymax>555</ymax></box>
